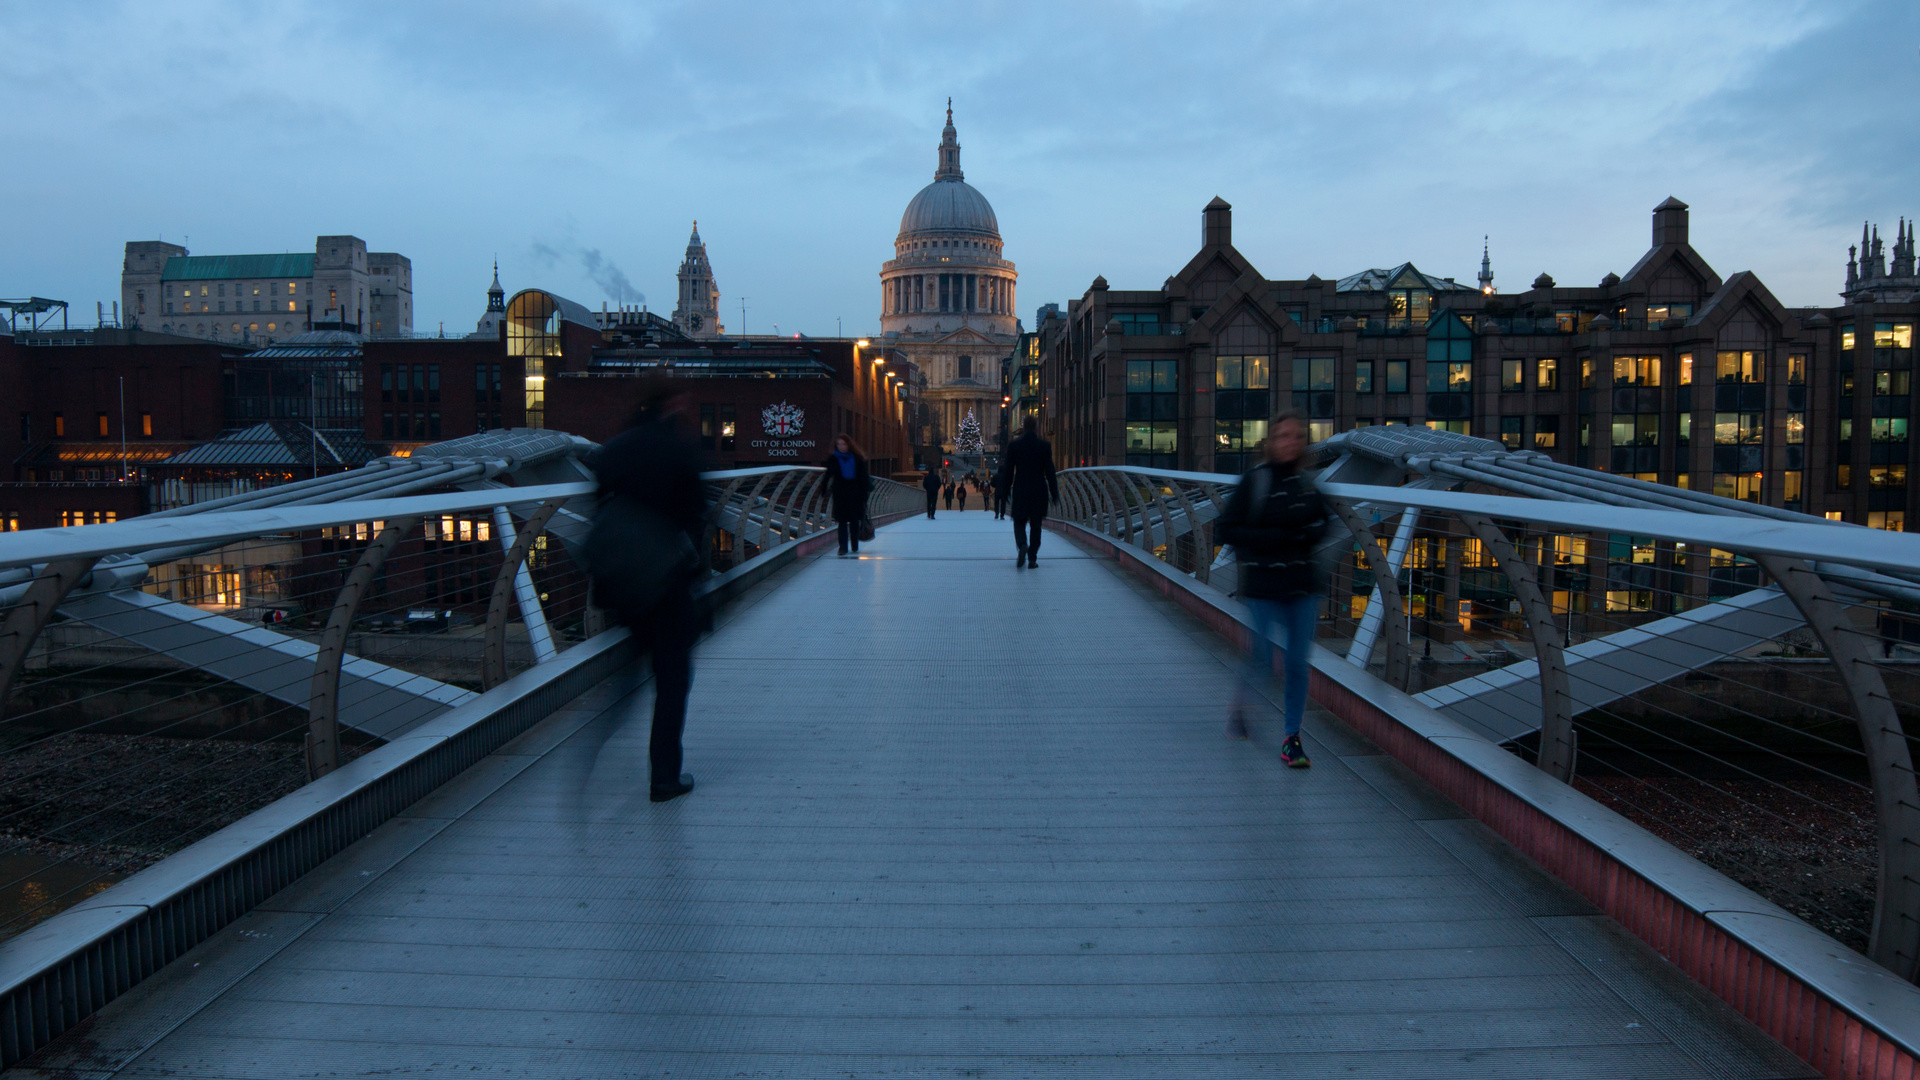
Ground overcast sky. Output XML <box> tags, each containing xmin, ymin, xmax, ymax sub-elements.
<box><xmin>2</xmin><ymin>1</ymin><xmax>1914</xmax><ymax>337</ymax></box>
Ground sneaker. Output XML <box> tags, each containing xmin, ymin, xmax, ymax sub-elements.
<box><xmin>1225</xmin><ymin>710</ymin><xmax>1249</xmax><ymax>740</ymax></box>
<box><xmin>1280</xmin><ymin>735</ymin><xmax>1311</xmax><ymax>769</ymax></box>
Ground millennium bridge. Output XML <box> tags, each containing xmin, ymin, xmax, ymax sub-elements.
<box><xmin>0</xmin><ymin>426</ymin><xmax>1916</xmax><ymax>1077</ymax></box>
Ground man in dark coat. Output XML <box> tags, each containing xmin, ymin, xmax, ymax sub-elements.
<box><xmin>1216</xmin><ymin>409</ymin><xmax>1328</xmax><ymax>768</ymax></box>
<box><xmin>995</xmin><ymin>416</ymin><xmax>1059</xmax><ymax>568</ymax></box>
<box><xmin>822</xmin><ymin>435</ymin><xmax>872</xmax><ymax>556</ymax></box>
<box><xmin>590</xmin><ymin>381</ymin><xmax>709</xmax><ymax>802</ymax></box>
<box><xmin>921</xmin><ymin>467</ymin><xmax>941</xmax><ymax>519</ymax></box>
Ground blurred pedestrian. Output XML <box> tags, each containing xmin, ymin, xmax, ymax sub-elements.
<box><xmin>587</xmin><ymin>378</ymin><xmax>710</xmax><ymax>803</ymax></box>
<box><xmin>1217</xmin><ymin>410</ymin><xmax>1328</xmax><ymax>768</ymax></box>
<box><xmin>957</xmin><ymin>479</ymin><xmax>969</xmax><ymax>512</ymax></box>
<box><xmin>996</xmin><ymin>415</ymin><xmax>1058</xmax><ymax>568</ymax></box>
<box><xmin>922</xmin><ymin>468</ymin><xmax>941</xmax><ymax>519</ymax></box>
<box><xmin>823</xmin><ymin>434</ymin><xmax>872</xmax><ymax>557</ymax></box>
<box><xmin>944</xmin><ymin>480</ymin><xmax>955</xmax><ymax>511</ymax></box>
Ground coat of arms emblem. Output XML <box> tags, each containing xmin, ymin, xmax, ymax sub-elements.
<box><xmin>761</xmin><ymin>402</ymin><xmax>805</xmax><ymax>437</ymax></box>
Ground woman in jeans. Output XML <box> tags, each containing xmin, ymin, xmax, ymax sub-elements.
<box><xmin>822</xmin><ymin>434</ymin><xmax>871</xmax><ymax>558</ymax></box>
<box><xmin>1217</xmin><ymin>410</ymin><xmax>1328</xmax><ymax>767</ymax></box>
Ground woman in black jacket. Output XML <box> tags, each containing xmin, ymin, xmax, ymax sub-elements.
<box><xmin>922</xmin><ymin>468</ymin><xmax>941</xmax><ymax>519</ymax></box>
<box><xmin>1216</xmin><ymin>410</ymin><xmax>1328</xmax><ymax>767</ymax></box>
<box><xmin>823</xmin><ymin>434</ymin><xmax>872</xmax><ymax>557</ymax></box>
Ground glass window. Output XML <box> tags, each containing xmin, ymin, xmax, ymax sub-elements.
<box><xmin>1499</xmin><ymin>416</ymin><xmax>1522</xmax><ymax>449</ymax></box>
<box><xmin>1716</xmin><ymin>350</ymin><xmax>1764</xmax><ymax>384</ymax></box>
<box><xmin>1872</xmin><ymin>418</ymin><xmax>1909</xmax><ymax>442</ymax></box>
<box><xmin>1501</xmin><ymin>359</ymin><xmax>1523</xmax><ymax>391</ymax></box>
<box><xmin>1355</xmin><ymin>361</ymin><xmax>1374</xmax><ymax>394</ymax></box>
<box><xmin>1385</xmin><ymin>360</ymin><xmax>1408</xmax><ymax>394</ymax></box>
<box><xmin>1613</xmin><ymin>355</ymin><xmax>1661</xmax><ymax>387</ymax></box>
<box><xmin>1446</xmin><ymin>362</ymin><xmax>1471</xmax><ymax>392</ymax></box>
<box><xmin>1129</xmin><ymin>359</ymin><xmax>1181</xmax><ymax>469</ymax></box>
<box><xmin>720</xmin><ymin>404</ymin><xmax>736</xmax><ymax>452</ymax></box>
<box><xmin>1679</xmin><ymin>413</ymin><xmax>1692</xmax><ymax>445</ymax></box>
<box><xmin>1868</xmin><ymin>511</ymin><xmax>1905</xmax><ymax>532</ymax></box>
<box><xmin>1714</xmin><ymin>412</ymin><xmax>1765</xmax><ymax>444</ymax></box>
<box><xmin>1787</xmin><ymin>354</ymin><xmax>1805</xmax><ymax>385</ymax></box>
<box><xmin>1533</xmin><ymin>415</ymin><xmax>1559</xmax><ymax>450</ymax></box>
<box><xmin>1536</xmin><ymin>357</ymin><xmax>1558</xmax><ymax>390</ymax></box>
<box><xmin>1581</xmin><ymin>358</ymin><xmax>1593</xmax><ymax>389</ymax></box>
<box><xmin>1712</xmin><ymin>472</ymin><xmax>1765</xmax><ymax>503</ymax></box>
<box><xmin>1842</xmin><ymin>325</ymin><xmax>1856</xmax><ymax>351</ymax></box>
<box><xmin>1786</xmin><ymin>412</ymin><xmax>1805</xmax><ymax>444</ymax></box>
<box><xmin>1291</xmin><ymin>357</ymin><xmax>1334</xmax><ymax>392</ymax></box>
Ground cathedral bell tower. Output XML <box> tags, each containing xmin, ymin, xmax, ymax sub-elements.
<box><xmin>672</xmin><ymin>221</ymin><xmax>724</xmax><ymax>339</ymax></box>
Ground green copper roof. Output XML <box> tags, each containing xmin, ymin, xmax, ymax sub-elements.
<box><xmin>160</xmin><ymin>253</ymin><xmax>315</xmax><ymax>281</ymax></box>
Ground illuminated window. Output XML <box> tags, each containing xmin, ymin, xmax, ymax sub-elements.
<box><xmin>1500</xmin><ymin>416</ymin><xmax>1522</xmax><ymax>449</ymax></box>
<box><xmin>1872</xmin><ymin>418</ymin><xmax>1907</xmax><ymax>442</ymax></box>
<box><xmin>1787</xmin><ymin>355</ymin><xmax>1805</xmax><ymax>385</ymax></box>
<box><xmin>1842</xmin><ymin>325</ymin><xmax>1856</xmax><ymax>350</ymax></box>
<box><xmin>1501</xmin><ymin>359</ymin><xmax>1523</xmax><ymax>391</ymax></box>
<box><xmin>1354</xmin><ymin>361</ymin><xmax>1374</xmax><ymax>394</ymax></box>
<box><xmin>1127</xmin><ymin>359</ymin><xmax>1180</xmax><ymax>469</ymax></box>
<box><xmin>1613</xmin><ymin>355</ymin><xmax>1661</xmax><ymax>387</ymax></box>
<box><xmin>1536</xmin><ymin>357</ymin><xmax>1558</xmax><ymax>390</ymax></box>
<box><xmin>1715</xmin><ymin>351</ymin><xmax>1764</xmax><ymax>383</ymax></box>
<box><xmin>1533</xmin><ymin>415</ymin><xmax>1558</xmax><ymax>450</ymax></box>
<box><xmin>53</xmin><ymin>413</ymin><xmax>64</xmax><ymax>437</ymax></box>
<box><xmin>1875</xmin><ymin>323</ymin><xmax>1914</xmax><ymax>349</ymax></box>
<box><xmin>506</xmin><ymin>291</ymin><xmax>567</xmax><ymax>428</ymax></box>
<box><xmin>1869</xmin><ymin>511</ymin><xmax>1906</xmax><ymax>532</ymax></box>
<box><xmin>1215</xmin><ymin>355</ymin><xmax>1272</xmax><ymax>474</ymax></box>
<box><xmin>140</xmin><ymin>412</ymin><xmax>152</xmax><ymax>437</ymax></box>
<box><xmin>95</xmin><ymin>413</ymin><xmax>108</xmax><ymax>437</ymax></box>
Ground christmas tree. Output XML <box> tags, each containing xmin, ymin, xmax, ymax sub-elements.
<box><xmin>955</xmin><ymin>408</ymin><xmax>983</xmax><ymax>454</ymax></box>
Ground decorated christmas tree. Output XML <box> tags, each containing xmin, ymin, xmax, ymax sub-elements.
<box><xmin>955</xmin><ymin>408</ymin><xmax>984</xmax><ymax>454</ymax></box>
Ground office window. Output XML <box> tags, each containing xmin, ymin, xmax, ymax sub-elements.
<box><xmin>1714</xmin><ymin>412</ymin><xmax>1765</xmax><ymax>444</ymax></box>
<box><xmin>1114</xmin><ymin>312</ymin><xmax>1163</xmax><ymax>335</ymax></box>
<box><xmin>54</xmin><ymin>413</ymin><xmax>64</xmax><ymax>437</ymax></box>
<box><xmin>1500</xmin><ymin>416</ymin><xmax>1522</xmax><ymax>449</ymax></box>
<box><xmin>428</xmin><ymin>364</ymin><xmax>440</xmax><ymax>403</ymax></box>
<box><xmin>1787</xmin><ymin>354</ymin><xmax>1806</xmax><ymax>385</ymax></box>
<box><xmin>140</xmin><ymin>412</ymin><xmax>152</xmax><ymax>437</ymax></box>
<box><xmin>720</xmin><ymin>404</ymin><xmax>736</xmax><ymax>452</ymax></box>
<box><xmin>1354</xmin><ymin>360</ymin><xmax>1374</xmax><ymax>394</ymax></box>
<box><xmin>1501</xmin><ymin>359</ymin><xmax>1523</xmax><ymax>392</ymax></box>
<box><xmin>96</xmin><ymin>412</ymin><xmax>109</xmax><ymax>437</ymax></box>
<box><xmin>1875</xmin><ymin>371</ymin><xmax>1912</xmax><ymax>398</ymax></box>
<box><xmin>1870</xmin><ymin>511</ymin><xmax>1906</xmax><ymax>532</ymax></box>
<box><xmin>1678</xmin><ymin>413</ymin><xmax>1692</xmax><ymax>445</ymax></box>
<box><xmin>382</xmin><ymin>412</ymin><xmax>394</xmax><ymax>440</ymax></box>
<box><xmin>1128</xmin><ymin>359</ymin><xmax>1180</xmax><ymax>469</ymax></box>
<box><xmin>1843</xmin><ymin>325</ymin><xmax>1856</xmax><ymax>351</ymax></box>
<box><xmin>1679</xmin><ymin>353</ymin><xmax>1694</xmax><ymax>385</ymax></box>
<box><xmin>1613</xmin><ymin>355</ymin><xmax>1661</xmax><ymax>387</ymax></box>
<box><xmin>1872</xmin><ymin>418</ymin><xmax>1909</xmax><ymax>442</ymax></box>
<box><xmin>1713</xmin><ymin>472</ymin><xmax>1765</xmax><ymax>503</ymax></box>
<box><xmin>1875</xmin><ymin>322</ymin><xmax>1915</xmax><ymax>349</ymax></box>
<box><xmin>1536</xmin><ymin>357</ymin><xmax>1558</xmax><ymax>391</ymax></box>
<box><xmin>1716</xmin><ymin>351</ymin><xmax>1765</xmax><ymax>384</ymax></box>
<box><xmin>1385</xmin><ymin>360</ymin><xmax>1408</xmax><ymax>394</ymax></box>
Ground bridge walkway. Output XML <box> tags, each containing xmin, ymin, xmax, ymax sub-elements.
<box><xmin>18</xmin><ymin>513</ymin><xmax>1812</xmax><ymax>1078</ymax></box>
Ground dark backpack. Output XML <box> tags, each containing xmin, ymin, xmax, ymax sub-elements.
<box><xmin>582</xmin><ymin>493</ymin><xmax>699</xmax><ymax>620</ymax></box>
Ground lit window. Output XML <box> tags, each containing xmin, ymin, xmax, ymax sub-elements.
<box><xmin>1501</xmin><ymin>359</ymin><xmax>1523</xmax><ymax>391</ymax></box>
<box><xmin>1536</xmin><ymin>357</ymin><xmax>1558</xmax><ymax>390</ymax></box>
<box><xmin>1842</xmin><ymin>325</ymin><xmax>1856</xmax><ymax>350</ymax></box>
<box><xmin>1715</xmin><ymin>350</ymin><xmax>1764</xmax><ymax>384</ymax></box>
<box><xmin>140</xmin><ymin>412</ymin><xmax>152</xmax><ymax>437</ymax></box>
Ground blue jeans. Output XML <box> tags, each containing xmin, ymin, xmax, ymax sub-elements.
<box><xmin>1236</xmin><ymin>595</ymin><xmax>1319</xmax><ymax>737</ymax></box>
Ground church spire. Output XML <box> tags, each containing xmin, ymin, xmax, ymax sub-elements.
<box><xmin>935</xmin><ymin>98</ymin><xmax>964</xmax><ymax>182</ymax></box>
<box><xmin>486</xmin><ymin>259</ymin><xmax>504</xmax><ymax>313</ymax></box>
<box><xmin>1477</xmin><ymin>236</ymin><xmax>1494</xmax><ymax>294</ymax></box>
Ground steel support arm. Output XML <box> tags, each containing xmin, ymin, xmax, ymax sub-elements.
<box><xmin>483</xmin><ymin>499</ymin><xmax>565</xmax><ymax>691</ymax></box>
<box><xmin>1757</xmin><ymin>553</ymin><xmax>1920</xmax><ymax>980</ymax></box>
<box><xmin>308</xmin><ymin>517</ymin><xmax>417</xmax><ymax>779</ymax></box>
<box><xmin>0</xmin><ymin>557</ymin><xmax>99</xmax><ymax>722</ymax></box>
<box><xmin>1327</xmin><ymin>499</ymin><xmax>1410</xmax><ymax>690</ymax></box>
<box><xmin>1460</xmin><ymin>514</ymin><xmax>1577</xmax><ymax>781</ymax></box>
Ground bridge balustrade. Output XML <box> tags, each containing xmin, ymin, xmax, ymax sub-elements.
<box><xmin>1058</xmin><ymin>464</ymin><xmax>1920</xmax><ymax>984</ymax></box>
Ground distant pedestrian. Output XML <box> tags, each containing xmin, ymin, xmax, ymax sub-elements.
<box><xmin>586</xmin><ymin>378</ymin><xmax>710</xmax><ymax>803</ymax></box>
<box><xmin>944</xmin><ymin>481</ymin><xmax>955</xmax><ymax>511</ymax></box>
<box><xmin>995</xmin><ymin>415</ymin><xmax>1058</xmax><ymax>569</ymax></box>
<box><xmin>823</xmin><ymin>434</ymin><xmax>872</xmax><ymax>558</ymax></box>
<box><xmin>957</xmin><ymin>481</ymin><xmax>968</xmax><ymax>512</ymax></box>
<box><xmin>922</xmin><ymin>468</ymin><xmax>941</xmax><ymax>519</ymax></box>
<box><xmin>1217</xmin><ymin>410</ymin><xmax>1328</xmax><ymax>768</ymax></box>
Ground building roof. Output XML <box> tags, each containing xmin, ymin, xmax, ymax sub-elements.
<box><xmin>243</xmin><ymin>330</ymin><xmax>366</xmax><ymax>357</ymax></box>
<box><xmin>157</xmin><ymin>421</ymin><xmax>376</xmax><ymax>469</ymax></box>
<box><xmin>1334</xmin><ymin>262</ymin><xmax>1476</xmax><ymax>294</ymax></box>
<box><xmin>899</xmin><ymin>179</ymin><xmax>1000</xmax><ymax>239</ymax></box>
<box><xmin>160</xmin><ymin>253</ymin><xmax>317</xmax><ymax>281</ymax></box>
<box><xmin>506</xmin><ymin>289</ymin><xmax>599</xmax><ymax>330</ymax></box>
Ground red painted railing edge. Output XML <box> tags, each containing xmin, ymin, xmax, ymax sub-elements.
<box><xmin>1052</xmin><ymin>518</ymin><xmax>1920</xmax><ymax>1079</ymax></box>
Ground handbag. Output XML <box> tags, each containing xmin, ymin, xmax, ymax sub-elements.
<box><xmin>856</xmin><ymin>517</ymin><xmax>876</xmax><ymax>543</ymax></box>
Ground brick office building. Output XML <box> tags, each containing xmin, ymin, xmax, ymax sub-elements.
<box><xmin>1038</xmin><ymin>196</ymin><xmax>1919</xmax><ymax>526</ymax></box>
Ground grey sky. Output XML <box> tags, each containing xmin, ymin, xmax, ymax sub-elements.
<box><xmin>2</xmin><ymin>0</ymin><xmax>1912</xmax><ymax>336</ymax></box>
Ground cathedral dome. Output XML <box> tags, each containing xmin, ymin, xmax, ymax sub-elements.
<box><xmin>893</xmin><ymin>105</ymin><xmax>1000</xmax><ymax>242</ymax></box>
<box><xmin>899</xmin><ymin>179</ymin><xmax>999</xmax><ymax>238</ymax></box>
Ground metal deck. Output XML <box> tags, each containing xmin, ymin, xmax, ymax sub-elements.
<box><xmin>15</xmin><ymin>513</ymin><xmax>1814</xmax><ymax>1078</ymax></box>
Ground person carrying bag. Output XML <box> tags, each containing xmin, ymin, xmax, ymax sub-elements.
<box><xmin>823</xmin><ymin>434</ymin><xmax>872</xmax><ymax>558</ymax></box>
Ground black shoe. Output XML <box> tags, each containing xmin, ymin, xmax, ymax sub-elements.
<box><xmin>651</xmin><ymin>773</ymin><xmax>695</xmax><ymax>802</ymax></box>
<box><xmin>1026</xmin><ymin>555</ymin><xmax>1038</xmax><ymax>568</ymax></box>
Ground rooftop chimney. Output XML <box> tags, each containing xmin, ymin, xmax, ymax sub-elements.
<box><xmin>1203</xmin><ymin>196</ymin><xmax>1232</xmax><ymax>248</ymax></box>
<box><xmin>1653</xmin><ymin>196</ymin><xmax>1689</xmax><ymax>247</ymax></box>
